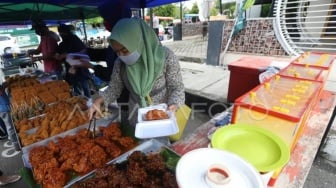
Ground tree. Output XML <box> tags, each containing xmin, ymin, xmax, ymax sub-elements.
<box><xmin>212</xmin><ymin>0</ymin><xmax>236</xmax><ymax>18</ymax></box>
<box><xmin>210</xmin><ymin>7</ymin><xmax>219</xmax><ymax>16</ymax></box>
<box><xmin>189</xmin><ymin>2</ymin><xmax>199</xmax><ymax>14</ymax></box>
<box><xmin>223</xmin><ymin>2</ymin><xmax>236</xmax><ymax>18</ymax></box>
<box><xmin>152</xmin><ymin>4</ymin><xmax>176</xmax><ymax>17</ymax></box>
<box><xmin>86</xmin><ymin>17</ymin><xmax>103</xmax><ymax>25</ymax></box>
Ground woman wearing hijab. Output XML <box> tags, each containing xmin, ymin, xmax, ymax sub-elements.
<box><xmin>89</xmin><ymin>18</ymin><xmax>185</xmax><ymax>125</ymax></box>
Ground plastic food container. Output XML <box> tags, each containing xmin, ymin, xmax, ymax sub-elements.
<box><xmin>278</xmin><ymin>63</ymin><xmax>328</xmax><ymax>82</ymax></box>
<box><xmin>292</xmin><ymin>51</ymin><xmax>334</xmax><ymax>70</ymax></box>
<box><xmin>135</xmin><ymin>103</ymin><xmax>179</xmax><ymax>139</ymax></box>
<box><xmin>232</xmin><ymin>75</ymin><xmax>322</xmax><ymax>150</ymax></box>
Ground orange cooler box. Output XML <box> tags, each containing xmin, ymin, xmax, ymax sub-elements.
<box><xmin>232</xmin><ymin>75</ymin><xmax>322</xmax><ymax>150</ymax></box>
<box><xmin>227</xmin><ymin>57</ymin><xmax>272</xmax><ymax>103</ymax></box>
<box><xmin>292</xmin><ymin>52</ymin><xmax>334</xmax><ymax>70</ymax></box>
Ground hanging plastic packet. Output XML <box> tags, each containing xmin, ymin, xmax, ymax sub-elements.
<box><xmin>259</xmin><ymin>66</ymin><xmax>280</xmax><ymax>83</ymax></box>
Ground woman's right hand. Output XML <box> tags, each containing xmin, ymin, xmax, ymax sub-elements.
<box><xmin>88</xmin><ymin>96</ymin><xmax>104</xmax><ymax>119</ymax></box>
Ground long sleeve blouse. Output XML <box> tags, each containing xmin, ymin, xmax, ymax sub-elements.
<box><xmin>100</xmin><ymin>46</ymin><xmax>185</xmax><ymax>125</ymax></box>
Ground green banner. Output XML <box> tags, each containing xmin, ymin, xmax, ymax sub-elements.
<box><xmin>0</xmin><ymin>27</ymin><xmax>39</xmax><ymax>47</ymax></box>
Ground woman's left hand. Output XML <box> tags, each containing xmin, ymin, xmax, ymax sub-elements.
<box><xmin>168</xmin><ymin>104</ymin><xmax>178</xmax><ymax>113</ymax></box>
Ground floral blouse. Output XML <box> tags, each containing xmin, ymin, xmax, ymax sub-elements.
<box><xmin>101</xmin><ymin>46</ymin><xmax>185</xmax><ymax>125</ymax></box>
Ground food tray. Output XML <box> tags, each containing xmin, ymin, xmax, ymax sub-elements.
<box><xmin>65</xmin><ymin>139</ymin><xmax>180</xmax><ymax>188</ymax></box>
<box><xmin>16</xmin><ymin>100</ymin><xmax>118</xmax><ymax>150</ymax></box>
<box><xmin>135</xmin><ymin>104</ymin><xmax>179</xmax><ymax>139</ymax></box>
<box><xmin>20</xmin><ymin>118</ymin><xmax>139</xmax><ymax>187</ymax></box>
<box><xmin>21</xmin><ymin>117</ymin><xmax>117</xmax><ymax>168</ymax></box>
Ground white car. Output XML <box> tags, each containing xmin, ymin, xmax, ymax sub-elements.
<box><xmin>0</xmin><ymin>34</ymin><xmax>21</xmax><ymax>55</ymax></box>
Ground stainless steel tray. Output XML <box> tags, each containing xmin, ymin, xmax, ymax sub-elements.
<box><xmin>21</xmin><ymin>108</ymin><xmax>119</xmax><ymax>168</ymax></box>
<box><xmin>65</xmin><ymin>139</ymin><xmax>179</xmax><ymax>188</ymax></box>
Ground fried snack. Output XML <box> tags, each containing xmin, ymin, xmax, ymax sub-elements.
<box><xmin>28</xmin><ymin>122</ymin><xmax>138</xmax><ymax>187</ymax></box>
<box><xmin>56</xmin><ymin>92</ymin><xmax>71</xmax><ymax>101</ymax></box>
<box><xmin>145</xmin><ymin>109</ymin><xmax>169</xmax><ymax>121</ymax></box>
<box><xmin>99</xmin><ymin>122</ymin><xmax>122</xmax><ymax>138</ymax></box>
<box><xmin>73</xmin><ymin>150</ymin><xmax>178</xmax><ymax>188</ymax></box>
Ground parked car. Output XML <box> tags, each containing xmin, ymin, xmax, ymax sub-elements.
<box><xmin>0</xmin><ymin>34</ymin><xmax>21</xmax><ymax>55</ymax></box>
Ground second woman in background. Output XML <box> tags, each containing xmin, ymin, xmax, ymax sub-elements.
<box><xmin>55</xmin><ymin>24</ymin><xmax>92</xmax><ymax>99</ymax></box>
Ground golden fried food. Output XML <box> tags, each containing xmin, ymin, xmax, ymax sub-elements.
<box><xmin>145</xmin><ymin>109</ymin><xmax>169</xmax><ymax>121</ymax></box>
<box><xmin>99</xmin><ymin>123</ymin><xmax>122</xmax><ymax>138</ymax></box>
<box><xmin>28</xmin><ymin>122</ymin><xmax>138</xmax><ymax>187</ymax></box>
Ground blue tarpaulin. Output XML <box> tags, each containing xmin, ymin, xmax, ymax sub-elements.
<box><xmin>0</xmin><ymin>0</ymin><xmax>190</xmax><ymax>23</ymax></box>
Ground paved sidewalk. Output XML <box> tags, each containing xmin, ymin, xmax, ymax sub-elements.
<box><xmin>162</xmin><ymin>35</ymin><xmax>208</xmax><ymax>64</ymax></box>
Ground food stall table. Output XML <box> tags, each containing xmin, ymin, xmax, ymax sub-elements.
<box><xmin>171</xmin><ymin>90</ymin><xmax>336</xmax><ymax>187</ymax></box>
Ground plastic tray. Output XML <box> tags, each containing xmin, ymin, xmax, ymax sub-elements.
<box><xmin>21</xmin><ymin>117</ymin><xmax>117</xmax><ymax>168</ymax></box>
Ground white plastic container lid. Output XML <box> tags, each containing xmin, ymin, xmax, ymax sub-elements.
<box><xmin>176</xmin><ymin>148</ymin><xmax>265</xmax><ymax>188</ymax></box>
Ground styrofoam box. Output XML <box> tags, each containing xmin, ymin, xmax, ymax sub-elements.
<box><xmin>135</xmin><ymin>103</ymin><xmax>179</xmax><ymax>139</ymax></box>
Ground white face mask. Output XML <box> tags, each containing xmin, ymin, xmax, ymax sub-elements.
<box><xmin>119</xmin><ymin>50</ymin><xmax>140</xmax><ymax>65</ymax></box>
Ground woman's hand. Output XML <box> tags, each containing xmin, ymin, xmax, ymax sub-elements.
<box><xmin>88</xmin><ymin>96</ymin><xmax>104</xmax><ymax>119</ymax></box>
<box><xmin>168</xmin><ymin>104</ymin><xmax>178</xmax><ymax>113</ymax></box>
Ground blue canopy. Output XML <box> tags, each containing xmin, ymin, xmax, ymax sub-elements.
<box><xmin>0</xmin><ymin>0</ymin><xmax>188</xmax><ymax>8</ymax></box>
<box><xmin>0</xmin><ymin>0</ymin><xmax>189</xmax><ymax>23</ymax></box>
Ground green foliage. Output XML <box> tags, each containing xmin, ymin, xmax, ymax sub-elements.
<box><xmin>161</xmin><ymin>20</ymin><xmax>169</xmax><ymax>27</ymax></box>
<box><xmin>153</xmin><ymin>4</ymin><xmax>176</xmax><ymax>17</ymax></box>
<box><xmin>223</xmin><ymin>2</ymin><xmax>236</xmax><ymax>18</ymax></box>
<box><xmin>261</xmin><ymin>3</ymin><xmax>272</xmax><ymax>17</ymax></box>
<box><xmin>85</xmin><ymin>17</ymin><xmax>104</xmax><ymax>24</ymax></box>
<box><xmin>173</xmin><ymin>3</ymin><xmax>189</xmax><ymax>19</ymax></box>
<box><xmin>210</xmin><ymin>7</ymin><xmax>219</xmax><ymax>16</ymax></box>
<box><xmin>189</xmin><ymin>2</ymin><xmax>199</xmax><ymax>14</ymax></box>
<box><xmin>214</xmin><ymin>0</ymin><xmax>221</xmax><ymax>9</ymax></box>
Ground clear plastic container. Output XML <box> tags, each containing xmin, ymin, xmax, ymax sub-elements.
<box><xmin>279</xmin><ymin>63</ymin><xmax>326</xmax><ymax>81</ymax></box>
<box><xmin>292</xmin><ymin>52</ymin><xmax>334</xmax><ymax>70</ymax></box>
<box><xmin>233</xmin><ymin>75</ymin><xmax>322</xmax><ymax>149</ymax></box>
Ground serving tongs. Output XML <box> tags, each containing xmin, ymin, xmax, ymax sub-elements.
<box><xmin>87</xmin><ymin>113</ymin><xmax>97</xmax><ymax>139</ymax></box>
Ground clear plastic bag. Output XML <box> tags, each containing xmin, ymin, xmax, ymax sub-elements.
<box><xmin>259</xmin><ymin>66</ymin><xmax>280</xmax><ymax>83</ymax></box>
